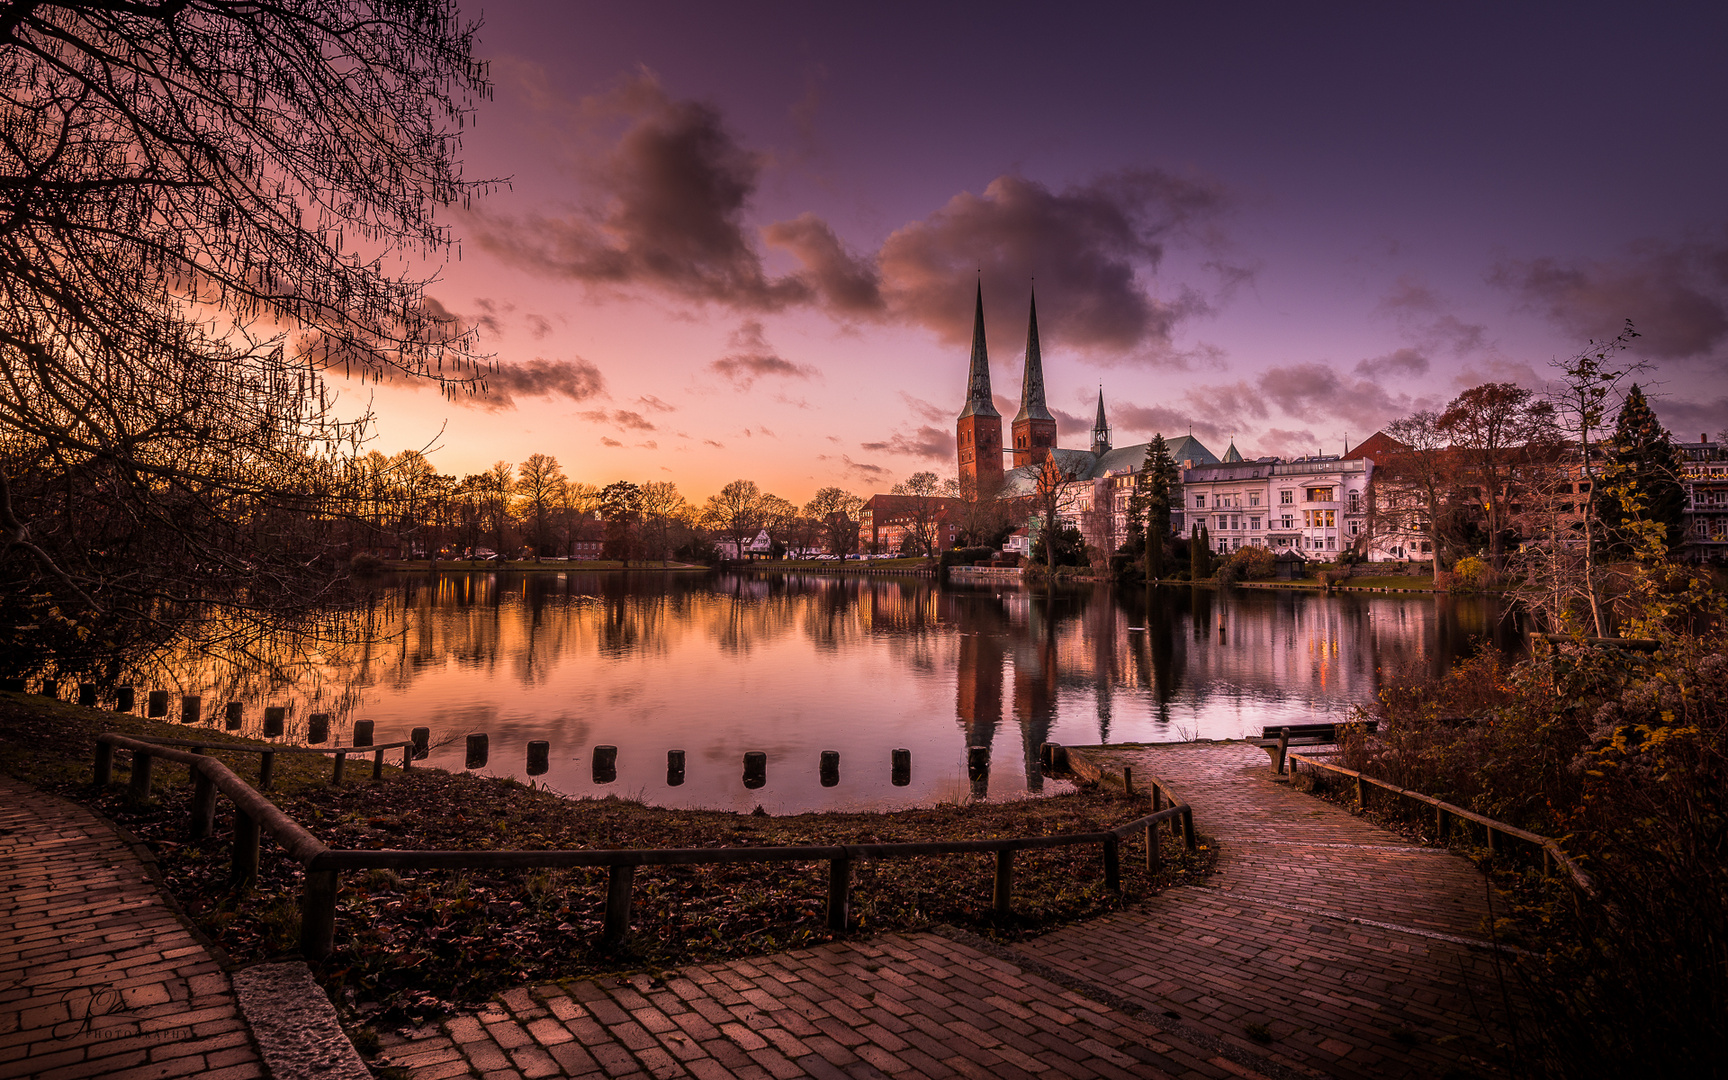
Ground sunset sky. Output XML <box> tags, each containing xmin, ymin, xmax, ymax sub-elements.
<box><xmin>350</xmin><ymin>2</ymin><xmax>1728</xmax><ymax>505</ymax></box>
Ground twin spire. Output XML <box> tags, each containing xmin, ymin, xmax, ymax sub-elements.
<box><xmin>1013</xmin><ymin>290</ymin><xmax>1052</xmax><ymax>425</ymax></box>
<box><xmin>959</xmin><ymin>283</ymin><xmax>1054</xmax><ymax>425</ymax></box>
<box><xmin>957</xmin><ymin>282</ymin><xmax>998</xmax><ymax>419</ymax></box>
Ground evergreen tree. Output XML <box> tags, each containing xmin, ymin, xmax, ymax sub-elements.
<box><xmin>1140</xmin><ymin>435</ymin><xmax>1179</xmax><ymax>580</ymax></box>
<box><xmin>1599</xmin><ymin>385</ymin><xmax>1684</xmax><ymax>558</ymax></box>
<box><xmin>1190</xmin><ymin>522</ymin><xmax>1213</xmax><ymax>579</ymax></box>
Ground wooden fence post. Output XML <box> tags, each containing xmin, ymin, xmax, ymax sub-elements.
<box><xmin>1354</xmin><ymin>775</ymin><xmax>1366</xmax><ymax>809</ymax></box>
<box><xmin>128</xmin><ymin>750</ymin><xmax>154</xmax><ymax>800</ymax></box>
<box><xmin>332</xmin><ymin>753</ymin><xmax>347</xmax><ymax>786</ymax></box>
<box><xmin>1145</xmin><ymin>823</ymin><xmax>1161</xmax><ymax>873</ymax></box>
<box><xmin>94</xmin><ymin>741</ymin><xmax>113</xmax><ymax>786</ymax></box>
<box><xmin>1182</xmin><ymin>808</ymin><xmax>1197</xmax><ymax>852</ymax></box>
<box><xmin>1123</xmin><ymin>767</ymin><xmax>1134</xmax><ymax>796</ymax></box>
<box><xmin>1103</xmin><ymin>836</ymin><xmax>1121</xmax><ymax>892</ymax></box>
<box><xmin>301</xmin><ymin>870</ymin><xmax>338</xmax><ymax>960</ymax></box>
<box><xmin>994</xmin><ymin>850</ymin><xmax>1014</xmax><ymax>916</ymax></box>
<box><xmin>232</xmin><ymin>810</ymin><xmax>259</xmax><ymax>885</ymax></box>
<box><xmin>828</xmin><ymin>855</ymin><xmax>852</xmax><ymax>931</ymax></box>
<box><xmin>190</xmin><ymin>766</ymin><xmax>217</xmax><ymax>839</ymax></box>
<box><xmin>603</xmin><ymin>865</ymin><xmax>635</xmax><ymax>943</ymax></box>
<box><xmin>371</xmin><ymin>748</ymin><xmax>384</xmax><ymax>781</ymax></box>
<box><xmin>1276</xmin><ymin>727</ymin><xmax>1290</xmax><ymax>775</ymax></box>
<box><xmin>258</xmin><ymin>751</ymin><xmax>276</xmax><ymax>791</ymax></box>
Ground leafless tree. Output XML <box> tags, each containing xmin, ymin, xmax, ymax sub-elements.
<box><xmin>0</xmin><ymin>1</ymin><xmax>490</xmax><ymax>672</ymax></box>
<box><xmin>704</xmin><ymin>480</ymin><xmax>764</xmax><ymax>560</ymax></box>
<box><xmin>890</xmin><ymin>471</ymin><xmax>952</xmax><ymax>557</ymax></box>
<box><xmin>515</xmin><ymin>454</ymin><xmax>567</xmax><ymax>559</ymax></box>
<box><xmin>804</xmin><ymin>487</ymin><xmax>862</xmax><ymax>555</ymax></box>
<box><xmin>638</xmin><ymin>481</ymin><xmax>686</xmax><ymax>563</ymax></box>
<box><xmin>1438</xmin><ymin>383</ymin><xmax>1555</xmax><ymax>569</ymax></box>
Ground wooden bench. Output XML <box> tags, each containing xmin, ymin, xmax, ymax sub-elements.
<box><xmin>1252</xmin><ymin>721</ymin><xmax>1377</xmax><ymax>774</ymax></box>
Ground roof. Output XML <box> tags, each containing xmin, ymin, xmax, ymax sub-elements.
<box><xmin>1345</xmin><ymin>431</ymin><xmax>1408</xmax><ymax>461</ymax></box>
<box><xmin>957</xmin><ymin>283</ymin><xmax>998</xmax><ymax>420</ymax></box>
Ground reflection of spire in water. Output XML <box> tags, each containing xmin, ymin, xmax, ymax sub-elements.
<box><xmin>952</xmin><ymin>591</ymin><xmax>1010</xmax><ymax>798</ymax></box>
<box><xmin>1012</xmin><ymin>602</ymin><xmax>1059</xmax><ymax>793</ymax></box>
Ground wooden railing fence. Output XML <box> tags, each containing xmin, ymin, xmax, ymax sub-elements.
<box><xmin>94</xmin><ymin>733</ymin><xmax>1198</xmax><ymax>961</ymax></box>
<box><xmin>1286</xmin><ymin>750</ymin><xmax>1594</xmax><ymax>896</ymax></box>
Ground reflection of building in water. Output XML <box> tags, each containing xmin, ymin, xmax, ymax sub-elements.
<box><xmin>945</xmin><ymin>590</ymin><xmax>1060</xmax><ymax>796</ymax></box>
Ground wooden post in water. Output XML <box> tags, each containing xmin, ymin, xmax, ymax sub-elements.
<box><xmin>263</xmin><ymin>706</ymin><xmax>285</xmax><ymax>738</ymax></box>
<box><xmin>526</xmin><ymin>740</ymin><xmax>549</xmax><ymax>776</ymax></box>
<box><xmin>742</xmin><ymin>751</ymin><xmax>767</xmax><ymax>790</ymax></box>
<box><xmin>465</xmin><ymin>734</ymin><xmax>489</xmax><ymax>769</ymax></box>
<box><xmin>116</xmin><ymin>686</ymin><xmax>134</xmax><ymax>713</ymax></box>
<box><xmin>819</xmin><ymin>750</ymin><xmax>840</xmax><ymax>788</ymax></box>
<box><xmin>410</xmin><ymin>727</ymin><xmax>429</xmax><ymax>759</ymax></box>
<box><xmin>994</xmin><ymin>850</ymin><xmax>1014</xmax><ymax>917</ymax></box>
<box><xmin>603</xmin><ymin>865</ymin><xmax>634</xmax><ymax>944</ymax></box>
<box><xmin>307</xmin><ymin>713</ymin><xmax>330</xmax><ymax>744</ymax></box>
<box><xmin>181</xmin><ymin>696</ymin><xmax>201</xmax><ymax>725</ymax></box>
<box><xmin>890</xmin><ymin>748</ymin><xmax>911</xmax><ymax>787</ymax></box>
<box><xmin>666</xmin><ymin>750</ymin><xmax>686</xmax><ymax>786</ymax></box>
<box><xmin>224</xmin><ymin>702</ymin><xmax>243</xmax><ymax>730</ymax></box>
<box><xmin>352</xmin><ymin>720</ymin><xmax>374</xmax><ymax>747</ymax></box>
<box><xmin>78</xmin><ymin>684</ymin><xmax>97</xmax><ymax>707</ymax></box>
<box><xmin>827</xmin><ymin>856</ymin><xmax>851</xmax><ymax>931</ymax></box>
<box><xmin>40</xmin><ymin>679</ymin><xmax>58</xmax><ymax>700</ymax></box>
<box><xmin>147</xmin><ymin>690</ymin><xmax>169</xmax><ymax>717</ymax></box>
<box><xmin>592</xmin><ymin>745</ymin><xmax>617</xmax><ymax>783</ymax></box>
<box><xmin>967</xmin><ymin>745</ymin><xmax>989</xmax><ymax>780</ymax></box>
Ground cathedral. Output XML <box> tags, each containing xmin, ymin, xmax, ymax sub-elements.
<box><xmin>956</xmin><ymin>284</ymin><xmax>1218</xmax><ymax>502</ymax></box>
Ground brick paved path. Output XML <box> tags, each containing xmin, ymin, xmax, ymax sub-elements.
<box><xmin>0</xmin><ymin>776</ymin><xmax>264</xmax><ymax>1080</ymax></box>
<box><xmin>381</xmin><ymin>741</ymin><xmax>1515</xmax><ymax>1080</ymax></box>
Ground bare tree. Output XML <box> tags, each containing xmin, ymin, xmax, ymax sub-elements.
<box><xmin>1028</xmin><ymin>457</ymin><xmax>1083</xmax><ymax>575</ymax></box>
<box><xmin>515</xmin><ymin>455</ymin><xmax>567</xmax><ymax>559</ymax></box>
<box><xmin>480</xmin><ymin>461</ymin><xmax>514</xmax><ymax>555</ymax></box>
<box><xmin>704</xmin><ymin>480</ymin><xmax>763</xmax><ymax>560</ymax></box>
<box><xmin>638</xmin><ymin>481</ymin><xmax>686</xmax><ymax>563</ymax></box>
<box><xmin>0</xmin><ymin>1</ymin><xmax>489</xmax><ymax>670</ymax></box>
<box><xmin>1376</xmin><ymin>413</ymin><xmax>1458</xmax><ymax>588</ymax></box>
<box><xmin>804</xmin><ymin>487</ymin><xmax>862</xmax><ymax>555</ymax></box>
<box><xmin>1438</xmin><ymin>383</ymin><xmax>1555</xmax><ymax>569</ymax></box>
<box><xmin>890</xmin><ymin>471</ymin><xmax>952</xmax><ymax>557</ymax></box>
<box><xmin>758</xmin><ymin>494</ymin><xmax>800</xmax><ymax>557</ymax></box>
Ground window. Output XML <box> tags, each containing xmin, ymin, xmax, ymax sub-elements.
<box><xmin>1282</xmin><ymin>514</ymin><xmax>1293</xmax><ymax>529</ymax></box>
<box><xmin>1195</xmin><ymin>494</ymin><xmax>1206</xmax><ymax>508</ymax></box>
<box><xmin>1348</xmin><ymin>492</ymin><xmax>1361</xmax><ymax>513</ymax></box>
<box><xmin>1217</xmin><ymin>515</ymin><xmax>1228</xmax><ymax>530</ymax></box>
<box><xmin>1280</xmin><ymin>490</ymin><xmax>1294</xmax><ymax>504</ymax></box>
<box><xmin>1325</xmin><ymin>536</ymin><xmax>1335</xmax><ymax>550</ymax></box>
<box><xmin>1250</xmin><ymin>517</ymin><xmax>1261</xmax><ymax>531</ymax></box>
<box><xmin>1324</xmin><ymin>510</ymin><xmax>1336</xmax><ymax>528</ymax></box>
<box><xmin>1249</xmin><ymin>493</ymin><xmax>1260</xmax><ymax>507</ymax></box>
<box><xmin>1306</xmin><ymin>487</ymin><xmax>1334</xmax><ymax>502</ymax></box>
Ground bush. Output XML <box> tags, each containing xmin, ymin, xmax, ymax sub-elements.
<box><xmin>1030</xmin><ymin>524</ymin><xmax>1086</xmax><ymax>568</ymax></box>
<box><xmin>939</xmin><ymin>547</ymin><xmax>996</xmax><ymax>569</ymax></box>
<box><xmin>1452</xmin><ymin>555</ymin><xmax>1491</xmax><ymax>590</ymax></box>
<box><xmin>1226</xmin><ymin>546</ymin><xmax>1275</xmax><ymax>581</ymax></box>
<box><xmin>348</xmin><ymin>553</ymin><xmax>385</xmax><ymax>573</ymax></box>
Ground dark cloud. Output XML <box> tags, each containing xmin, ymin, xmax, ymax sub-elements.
<box><xmin>1376</xmin><ymin>277</ymin><xmax>1486</xmax><ymax>356</ymax></box>
<box><xmin>1652</xmin><ymin>394</ymin><xmax>1728</xmax><ymax>442</ymax></box>
<box><xmin>478</xmin><ymin>357</ymin><xmax>606</xmax><ymax>411</ymax></box>
<box><xmin>711</xmin><ymin>320</ymin><xmax>817</xmax><ymax>388</ymax></box>
<box><xmin>579</xmin><ymin>408</ymin><xmax>656</xmax><ymax>431</ymax></box>
<box><xmin>471</xmin><ymin>74</ymin><xmax>807</xmax><ymax>310</ymax></box>
<box><xmin>861</xmin><ymin>425</ymin><xmax>955</xmax><ymax>460</ymax></box>
<box><xmin>872</xmin><ymin>172</ymin><xmax>1228</xmax><ymax>358</ymax></box>
<box><xmin>468</xmin><ymin>298</ymin><xmax>557</xmax><ymax>342</ymax></box>
<box><xmin>600</xmin><ymin>437</ymin><xmax>623</xmax><ymax>447</ymax></box>
<box><xmin>1255</xmin><ymin>362</ymin><xmax>1415</xmax><ymax>423</ymax></box>
<box><xmin>1048</xmin><ymin>405</ymin><xmax>1089</xmax><ymax>440</ymax></box>
<box><xmin>477</xmin><ymin>81</ymin><xmax>1233</xmax><ymax>360</ymax></box>
<box><xmin>524</xmin><ymin>314</ymin><xmax>554</xmax><ymax>340</ymax></box>
<box><xmin>1110</xmin><ymin>402</ymin><xmax>1225</xmax><ymax>443</ymax></box>
<box><xmin>637</xmin><ymin>395</ymin><xmax>677</xmax><ymax>412</ymax></box>
<box><xmin>1491</xmin><ymin>234</ymin><xmax>1728</xmax><ymax>359</ymax></box>
<box><xmin>1354</xmin><ymin>347</ymin><xmax>1430</xmax><ymax>380</ymax></box>
<box><xmin>839</xmin><ymin>456</ymin><xmax>891</xmax><ymax>484</ymax></box>
<box><xmin>703</xmin><ymin>438</ymin><xmax>725</xmax><ymax>448</ymax></box>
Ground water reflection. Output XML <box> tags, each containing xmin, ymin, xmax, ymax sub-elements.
<box><xmin>145</xmin><ymin>573</ymin><xmax>1522</xmax><ymax>813</ymax></box>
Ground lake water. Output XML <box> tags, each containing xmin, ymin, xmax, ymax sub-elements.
<box><xmin>158</xmin><ymin>571</ymin><xmax>1522</xmax><ymax>813</ymax></box>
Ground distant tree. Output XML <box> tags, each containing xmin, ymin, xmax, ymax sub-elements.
<box><xmin>1190</xmin><ymin>523</ymin><xmax>1213</xmax><ymax>579</ymax></box>
<box><xmin>480</xmin><ymin>461</ymin><xmax>515</xmax><ymax>555</ymax></box>
<box><xmin>637</xmin><ymin>481</ymin><xmax>686</xmax><ymax>562</ymax></box>
<box><xmin>950</xmin><ymin>474</ymin><xmax>1015</xmax><ymax>550</ymax></box>
<box><xmin>515</xmin><ymin>455</ymin><xmax>567</xmax><ymax>559</ymax></box>
<box><xmin>1138</xmin><ymin>435</ymin><xmax>1179</xmax><ymax>580</ymax></box>
<box><xmin>1601</xmin><ymin>385</ymin><xmax>1685</xmax><ymax>559</ymax></box>
<box><xmin>1438</xmin><ymin>383</ymin><xmax>1555</xmax><ymax>569</ymax></box>
<box><xmin>804</xmin><ymin>487</ymin><xmax>862</xmax><ymax>555</ymax></box>
<box><xmin>1377</xmin><ymin>413</ymin><xmax>1459</xmax><ymax>588</ymax></box>
<box><xmin>1028</xmin><ymin>457</ymin><xmax>1082</xmax><ymax>575</ymax></box>
<box><xmin>1030</xmin><ymin>523</ymin><xmax>1086</xmax><ymax>568</ymax></box>
<box><xmin>599</xmin><ymin>481</ymin><xmax>643</xmax><ymax>564</ymax></box>
<box><xmin>705</xmin><ymin>480</ymin><xmax>763</xmax><ymax>560</ymax></box>
<box><xmin>757</xmin><ymin>494</ymin><xmax>799</xmax><ymax>557</ymax></box>
<box><xmin>890</xmin><ymin>472</ymin><xmax>953</xmax><ymax>557</ymax></box>
<box><xmin>557</xmin><ymin>481</ymin><xmax>600</xmax><ymax>557</ymax></box>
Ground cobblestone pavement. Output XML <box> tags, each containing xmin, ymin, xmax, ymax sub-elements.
<box><xmin>380</xmin><ymin>742</ymin><xmax>1514</xmax><ymax>1080</ymax></box>
<box><xmin>0</xmin><ymin>776</ymin><xmax>265</xmax><ymax>1080</ymax></box>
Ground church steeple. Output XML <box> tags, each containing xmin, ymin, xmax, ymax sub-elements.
<box><xmin>957</xmin><ymin>282</ymin><xmax>998</xmax><ymax>420</ymax></box>
<box><xmin>1011</xmin><ymin>288</ymin><xmax>1058</xmax><ymax>468</ymax></box>
<box><xmin>955</xmin><ymin>282</ymin><xmax>1004</xmax><ymax>493</ymax></box>
<box><xmin>1090</xmin><ymin>387</ymin><xmax>1112</xmax><ymax>456</ymax></box>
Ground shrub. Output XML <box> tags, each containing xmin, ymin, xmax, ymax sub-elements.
<box><xmin>1452</xmin><ymin>555</ymin><xmax>1491</xmax><ymax>590</ymax></box>
<box><xmin>1226</xmin><ymin>546</ymin><xmax>1275</xmax><ymax>581</ymax></box>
